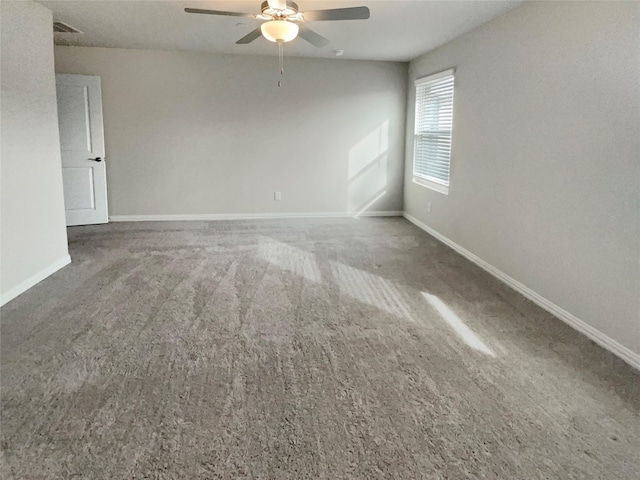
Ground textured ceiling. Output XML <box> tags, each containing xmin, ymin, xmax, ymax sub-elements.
<box><xmin>40</xmin><ymin>0</ymin><xmax>525</xmax><ymax>62</ymax></box>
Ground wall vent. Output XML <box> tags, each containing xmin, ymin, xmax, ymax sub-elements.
<box><xmin>53</xmin><ymin>22</ymin><xmax>83</xmax><ymax>34</ymax></box>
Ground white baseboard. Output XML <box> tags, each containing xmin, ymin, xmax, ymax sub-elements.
<box><xmin>403</xmin><ymin>213</ymin><xmax>640</xmax><ymax>371</ymax></box>
<box><xmin>109</xmin><ymin>211</ymin><xmax>403</xmax><ymax>222</ymax></box>
<box><xmin>0</xmin><ymin>254</ymin><xmax>71</xmax><ymax>307</ymax></box>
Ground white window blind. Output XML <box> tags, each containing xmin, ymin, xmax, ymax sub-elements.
<box><xmin>413</xmin><ymin>69</ymin><xmax>455</xmax><ymax>190</ymax></box>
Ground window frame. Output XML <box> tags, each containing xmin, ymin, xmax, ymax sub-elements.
<box><xmin>412</xmin><ymin>68</ymin><xmax>455</xmax><ymax>195</ymax></box>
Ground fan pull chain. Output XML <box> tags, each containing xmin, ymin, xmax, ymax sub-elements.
<box><xmin>278</xmin><ymin>42</ymin><xmax>284</xmax><ymax>87</ymax></box>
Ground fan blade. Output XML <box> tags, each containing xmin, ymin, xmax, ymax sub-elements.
<box><xmin>236</xmin><ymin>28</ymin><xmax>263</xmax><ymax>44</ymax></box>
<box><xmin>184</xmin><ymin>8</ymin><xmax>256</xmax><ymax>18</ymax></box>
<box><xmin>302</xmin><ymin>6</ymin><xmax>370</xmax><ymax>22</ymax></box>
<box><xmin>298</xmin><ymin>25</ymin><xmax>330</xmax><ymax>48</ymax></box>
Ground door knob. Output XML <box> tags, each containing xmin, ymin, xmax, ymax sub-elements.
<box><xmin>90</xmin><ymin>157</ymin><xmax>103</xmax><ymax>162</ymax></box>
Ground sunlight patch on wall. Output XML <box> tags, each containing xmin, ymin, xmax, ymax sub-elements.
<box><xmin>422</xmin><ymin>292</ymin><xmax>495</xmax><ymax>356</ymax></box>
<box><xmin>354</xmin><ymin>190</ymin><xmax>387</xmax><ymax>218</ymax></box>
<box><xmin>348</xmin><ymin>121</ymin><xmax>389</xmax><ymax>213</ymax></box>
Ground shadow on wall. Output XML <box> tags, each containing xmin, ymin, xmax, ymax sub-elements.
<box><xmin>348</xmin><ymin>121</ymin><xmax>389</xmax><ymax>215</ymax></box>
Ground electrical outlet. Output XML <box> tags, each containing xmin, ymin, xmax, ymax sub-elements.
<box><xmin>274</xmin><ymin>191</ymin><xmax>282</xmax><ymax>201</ymax></box>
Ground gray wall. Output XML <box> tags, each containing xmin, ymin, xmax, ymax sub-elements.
<box><xmin>1</xmin><ymin>1</ymin><xmax>69</xmax><ymax>304</ymax></box>
<box><xmin>405</xmin><ymin>1</ymin><xmax>640</xmax><ymax>355</ymax></box>
<box><xmin>54</xmin><ymin>47</ymin><xmax>408</xmax><ymax>217</ymax></box>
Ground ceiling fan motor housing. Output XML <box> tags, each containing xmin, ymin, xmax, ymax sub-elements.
<box><xmin>261</xmin><ymin>1</ymin><xmax>299</xmax><ymax>18</ymax></box>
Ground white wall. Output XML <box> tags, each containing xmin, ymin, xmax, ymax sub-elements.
<box><xmin>54</xmin><ymin>47</ymin><xmax>407</xmax><ymax>218</ymax></box>
<box><xmin>404</xmin><ymin>1</ymin><xmax>640</xmax><ymax>358</ymax></box>
<box><xmin>1</xmin><ymin>1</ymin><xmax>70</xmax><ymax>305</ymax></box>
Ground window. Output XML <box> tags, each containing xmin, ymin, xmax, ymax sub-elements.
<box><xmin>413</xmin><ymin>68</ymin><xmax>455</xmax><ymax>195</ymax></box>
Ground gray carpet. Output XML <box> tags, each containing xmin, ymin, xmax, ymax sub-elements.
<box><xmin>1</xmin><ymin>218</ymin><xmax>638</xmax><ymax>479</ymax></box>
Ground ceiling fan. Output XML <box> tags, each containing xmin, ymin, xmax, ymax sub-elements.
<box><xmin>185</xmin><ymin>0</ymin><xmax>370</xmax><ymax>48</ymax></box>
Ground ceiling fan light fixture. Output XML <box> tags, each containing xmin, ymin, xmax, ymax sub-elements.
<box><xmin>261</xmin><ymin>20</ymin><xmax>299</xmax><ymax>43</ymax></box>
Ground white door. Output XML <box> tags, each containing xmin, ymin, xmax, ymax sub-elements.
<box><xmin>56</xmin><ymin>74</ymin><xmax>108</xmax><ymax>226</ymax></box>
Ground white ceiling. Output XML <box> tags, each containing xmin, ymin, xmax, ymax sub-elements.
<box><xmin>40</xmin><ymin>0</ymin><xmax>525</xmax><ymax>62</ymax></box>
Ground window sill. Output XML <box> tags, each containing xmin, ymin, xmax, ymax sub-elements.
<box><xmin>413</xmin><ymin>176</ymin><xmax>449</xmax><ymax>195</ymax></box>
